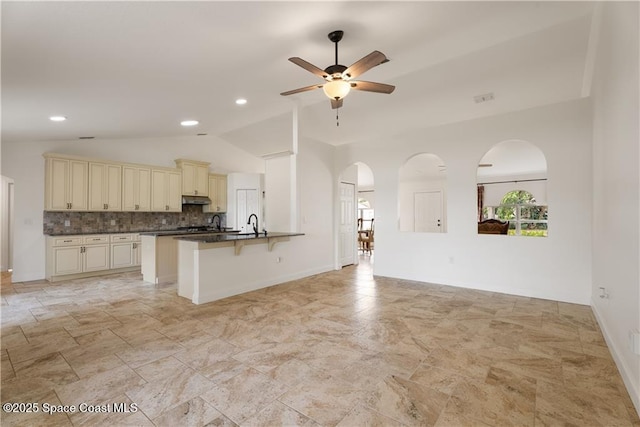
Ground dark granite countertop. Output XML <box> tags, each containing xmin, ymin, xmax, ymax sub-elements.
<box><xmin>138</xmin><ymin>229</ymin><xmax>239</xmax><ymax>237</ymax></box>
<box><xmin>45</xmin><ymin>228</ymin><xmax>239</xmax><ymax>237</ymax></box>
<box><xmin>175</xmin><ymin>232</ymin><xmax>304</xmax><ymax>243</ymax></box>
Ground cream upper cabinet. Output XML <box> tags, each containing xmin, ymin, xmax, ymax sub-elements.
<box><xmin>88</xmin><ymin>162</ymin><xmax>122</xmax><ymax>211</ymax></box>
<box><xmin>44</xmin><ymin>156</ymin><xmax>88</xmax><ymax>211</ymax></box>
<box><xmin>122</xmin><ymin>166</ymin><xmax>151</xmax><ymax>211</ymax></box>
<box><xmin>204</xmin><ymin>174</ymin><xmax>228</xmax><ymax>213</ymax></box>
<box><xmin>151</xmin><ymin>168</ymin><xmax>182</xmax><ymax>212</ymax></box>
<box><xmin>175</xmin><ymin>159</ymin><xmax>210</xmax><ymax>196</ymax></box>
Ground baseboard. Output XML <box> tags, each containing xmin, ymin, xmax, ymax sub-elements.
<box><xmin>195</xmin><ymin>264</ymin><xmax>334</xmax><ymax>305</ymax></box>
<box><xmin>591</xmin><ymin>299</ymin><xmax>640</xmax><ymax>417</ymax></box>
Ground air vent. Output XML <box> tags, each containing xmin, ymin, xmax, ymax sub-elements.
<box><xmin>474</xmin><ymin>93</ymin><xmax>494</xmax><ymax>103</ymax></box>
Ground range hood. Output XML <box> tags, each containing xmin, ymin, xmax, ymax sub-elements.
<box><xmin>181</xmin><ymin>195</ymin><xmax>211</xmax><ymax>205</ymax></box>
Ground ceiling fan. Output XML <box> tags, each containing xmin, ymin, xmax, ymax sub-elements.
<box><xmin>280</xmin><ymin>30</ymin><xmax>395</xmax><ymax>110</ymax></box>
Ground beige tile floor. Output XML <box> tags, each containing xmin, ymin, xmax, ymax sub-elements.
<box><xmin>1</xmin><ymin>258</ymin><xmax>639</xmax><ymax>426</ymax></box>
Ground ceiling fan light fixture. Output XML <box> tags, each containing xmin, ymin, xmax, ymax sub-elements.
<box><xmin>323</xmin><ymin>79</ymin><xmax>350</xmax><ymax>101</ymax></box>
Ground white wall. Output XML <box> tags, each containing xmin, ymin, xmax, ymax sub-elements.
<box><xmin>590</xmin><ymin>1</ymin><xmax>640</xmax><ymax>413</ymax></box>
<box><xmin>1</xmin><ymin>135</ymin><xmax>264</xmax><ymax>282</ymax></box>
<box><xmin>264</xmin><ymin>155</ymin><xmax>296</xmax><ymax>232</ymax></box>
<box><xmin>296</xmin><ymin>138</ymin><xmax>335</xmax><ymax>272</ymax></box>
<box><xmin>336</xmin><ymin>98</ymin><xmax>593</xmax><ymax>304</ymax></box>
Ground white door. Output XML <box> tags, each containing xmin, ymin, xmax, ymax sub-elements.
<box><xmin>340</xmin><ymin>182</ymin><xmax>356</xmax><ymax>266</ymax></box>
<box><xmin>414</xmin><ymin>191</ymin><xmax>443</xmax><ymax>233</ymax></box>
<box><xmin>236</xmin><ymin>189</ymin><xmax>259</xmax><ymax>233</ymax></box>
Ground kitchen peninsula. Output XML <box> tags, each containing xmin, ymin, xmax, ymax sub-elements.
<box><xmin>176</xmin><ymin>232</ymin><xmax>304</xmax><ymax>304</ymax></box>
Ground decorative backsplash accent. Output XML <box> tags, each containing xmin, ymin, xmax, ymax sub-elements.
<box><xmin>43</xmin><ymin>205</ymin><xmax>227</xmax><ymax>235</ymax></box>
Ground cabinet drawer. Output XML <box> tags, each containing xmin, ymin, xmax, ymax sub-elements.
<box><xmin>52</xmin><ymin>236</ymin><xmax>82</xmax><ymax>246</ymax></box>
<box><xmin>110</xmin><ymin>234</ymin><xmax>133</xmax><ymax>242</ymax></box>
<box><xmin>83</xmin><ymin>235</ymin><xmax>109</xmax><ymax>244</ymax></box>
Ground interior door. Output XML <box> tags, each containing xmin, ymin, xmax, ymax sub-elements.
<box><xmin>340</xmin><ymin>182</ymin><xmax>356</xmax><ymax>266</ymax></box>
<box><xmin>236</xmin><ymin>189</ymin><xmax>259</xmax><ymax>233</ymax></box>
<box><xmin>414</xmin><ymin>190</ymin><xmax>443</xmax><ymax>233</ymax></box>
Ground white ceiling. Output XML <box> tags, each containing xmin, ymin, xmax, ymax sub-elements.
<box><xmin>2</xmin><ymin>1</ymin><xmax>595</xmax><ymax>157</ymax></box>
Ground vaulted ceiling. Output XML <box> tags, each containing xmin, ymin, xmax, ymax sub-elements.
<box><xmin>2</xmin><ymin>2</ymin><xmax>596</xmax><ymax>157</ymax></box>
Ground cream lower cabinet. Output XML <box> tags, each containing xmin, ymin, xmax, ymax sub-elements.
<box><xmin>48</xmin><ymin>235</ymin><xmax>110</xmax><ymax>278</ymax></box>
<box><xmin>110</xmin><ymin>234</ymin><xmax>142</xmax><ymax>268</ymax></box>
<box><xmin>47</xmin><ymin>234</ymin><xmax>140</xmax><ymax>282</ymax></box>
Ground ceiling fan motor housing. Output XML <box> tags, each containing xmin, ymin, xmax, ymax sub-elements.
<box><xmin>327</xmin><ymin>30</ymin><xmax>344</xmax><ymax>43</ymax></box>
<box><xmin>324</xmin><ymin>64</ymin><xmax>347</xmax><ymax>77</ymax></box>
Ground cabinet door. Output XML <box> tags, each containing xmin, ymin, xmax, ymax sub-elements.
<box><xmin>181</xmin><ymin>163</ymin><xmax>196</xmax><ymax>196</ymax></box>
<box><xmin>195</xmin><ymin>165</ymin><xmax>209</xmax><ymax>196</ymax></box>
<box><xmin>167</xmin><ymin>171</ymin><xmax>182</xmax><ymax>211</ymax></box>
<box><xmin>123</xmin><ymin>166</ymin><xmax>150</xmax><ymax>211</ymax></box>
<box><xmin>204</xmin><ymin>174</ymin><xmax>227</xmax><ymax>212</ymax></box>
<box><xmin>89</xmin><ymin>162</ymin><xmax>121</xmax><ymax>211</ymax></box>
<box><xmin>46</xmin><ymin>158</ymin><xmax>88</xmax><ymax>211</ymax></box>
<box><xmin>69</xmin><ymin>160</ymin><xmax>88</xmax><ymax>211</ymax></box>
<box><xmin>137</xmin><ymin>168</ymin><xmax>151</xmax><ymax>211</ymax></box>
<box><xmin>111</xmin><ymin>242</ymin><xmax>134</xmax><ymax>269</ymax></box>
<box><xmin>47</xmin><ymin>158</ymin><xmax>71</xmax><ymax>210</ymax></box>
<box><xmin>53</xmin><ymin>246</ymin><xmax>83</xmax><ymax>275</ymax></box>
<box><xmin>122</xmin><ymin>166</ymin><xmax>137</xmax><ymax>211</ymax></box>
<box><xmin>105</xmin><ymin>164</ymin><xmax>122</xmax><ymax>211</ymax></box>
<box><xmin>151</xmin><ymin>169</ymin><xmax>167</xmax><ymax>211</ymax></box>
<box><xmin>216</xmin><ymin>174</ymin><xmax>227</xmax><ymax>212</ymax></box>
<box><xmin>88</xmin><ymin>162</ymin><xmax>106</xmax><ymax>211</ymax></box>
<box><xmin>83</xmin><ymin>244</ymin><xmax>110</xmax><ymax>272</ymax></box>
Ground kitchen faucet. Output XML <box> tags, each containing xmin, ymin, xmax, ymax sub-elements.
<box><xmin>247</xmin><ymin>213</ymin><xmax>259</xmax><ymax>236</ymax></box>
<box><xmin>211</xmin><ymin>214</ymin><xmax>222</xmax><ymax>232</ymax></box>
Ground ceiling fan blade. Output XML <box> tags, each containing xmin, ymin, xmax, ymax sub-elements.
<box><xmin>280</xmin><ymin>84</ymin><xmax>323</xmax><ymax>96</ymax></box>
<box><xmin>288</xmin><ymin>57</ymin><xmax>329</xmax><ymax>79</ymax></box>
<box><xmin>350</xmin><ymin>80</ymin><xmax>395</xmax><ymax>94</ymax></box>
<box><xmin>331</xmin><ymin>98</ymin><xmax>343</xmax><ymax>109</ymax></box>
<box><xmin>342</xmin><ymin>51</ymin><xmax>389</xmax><ymax>79</ymax></box>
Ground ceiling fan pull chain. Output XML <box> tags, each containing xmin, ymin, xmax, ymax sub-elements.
<box><xmin>336</xmin><ymin>108</ymin><xmax>339</xmax><ymax>127</ymax></box>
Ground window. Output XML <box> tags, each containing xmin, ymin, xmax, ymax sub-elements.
<box><xmin>358</xmin><ymin>198</ymin><xmax>374</xmax><ymax>230</ymax></box>
<box><xmin>482</xmin><ymin>190</ymin><xmax>548</xmax><ymax>237</ymax></box>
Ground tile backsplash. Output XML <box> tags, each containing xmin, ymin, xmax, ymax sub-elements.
<box><xmin>43</xmin><ymin>205</ymin><xmax>226</xmax><ymax>235</ymax></box>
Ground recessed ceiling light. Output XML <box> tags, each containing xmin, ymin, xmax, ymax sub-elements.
<box><xmin>235</xmin><ymin>98</ymin><xmax>247</xmax><ymax>105</ymax></box>
<box><xmin>50</xmin><ymin>116</ymin><xmax>67</xmax><ymax>122</ymax></box>
<box><xmin>180</xmin><ymin>120</ymin><xmax>199</xmax><ymax>126</ymax></box>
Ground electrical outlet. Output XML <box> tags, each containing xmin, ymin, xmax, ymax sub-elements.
<box><xmin>162</xmin><ymin>219</ymin><xmax>167</xmax><ymax>225</ymax></box>
<box><xmin>64</xmin><ymin>220</ymin><xmax>70</xmax><ymax>227</ymax></box>
<box><xmin>110</xmin><ymin>220</ymin><xmax>116</xmax><ymax>226</ymax></box>
<box><xmin>276</xmin><ymin>257</ymin><xmax>282</xmax><ymax>263</ymax></box>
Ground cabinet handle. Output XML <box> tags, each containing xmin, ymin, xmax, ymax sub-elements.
<box><xmin>135</xmin><ymin>204</ymin><xmax>139</xmax><ymax>210</ymax></box>
<box><xmin>132</xmin><ymin>243</ymin><xmax>137</xmax><ymax>249</ymax></box>
<box><xmin>194</xmin><ymin>190</ymin><xmax>198</xmax><ymax>195</ymax></box>
<box><xmin>80</xmin><ymin>246</ymin><xmax>84</xmax><ymax>253</ymax></box>
<box><xmin>165</xmin><ymin>205</ymin><xmax>169</xmax><ymax>211</ymax></box>
<box><xmin>63</xmin><ymin>240</ymin><xmax>72</xmax><ymax>243</ymax></box>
